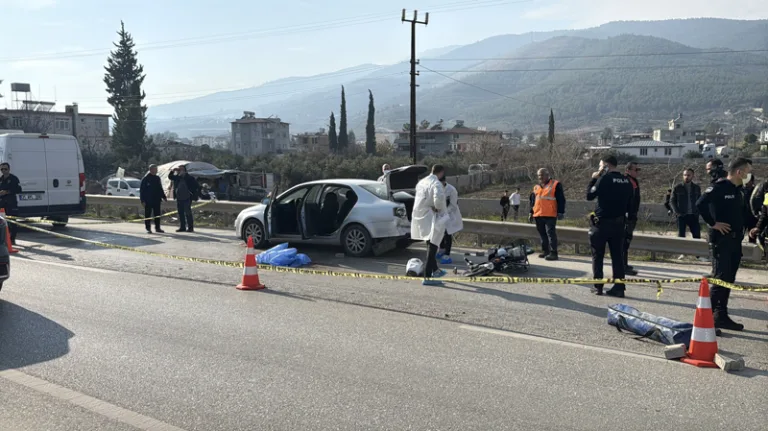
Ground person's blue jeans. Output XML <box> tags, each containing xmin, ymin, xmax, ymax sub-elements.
<box><xmin>177</xmin><ymin>199</ymin><xmax>194</xmax><ymax>231</ymax></box>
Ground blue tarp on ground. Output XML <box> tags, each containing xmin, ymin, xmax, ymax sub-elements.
<box><xmin>257</xmin><ymin>243</ymin><xmax>312</xmax><ymax>267</ymax></box>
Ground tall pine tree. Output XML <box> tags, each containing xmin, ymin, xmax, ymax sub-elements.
<box><xmin>547</xmin><ymin>108</ymin><xmax>555</xmax><ymax>165</ymax></box>
<box><xmin>104</xmin><ymin>22</ymin><xmax>151</xmax><ymax>164</ymax></box>
<box><xmin>338</xmin><ymin>86</ymin><xmax>348</xmax><ymax>150</ymax></box>
<box><xmin>328</xmin><ymin>112</ymin><xmax>338</xmax><ymax>153</ymax></box>
<box><xmin>365</xmin><ymin>90</ymin><xmax>376</xmax><ymax>155</ymax></box>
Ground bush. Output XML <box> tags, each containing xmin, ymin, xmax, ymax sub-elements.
<box><xmin>684</xmin><ymin>150</ymin><xmax>703</xmax><ymax>159</ymax></box>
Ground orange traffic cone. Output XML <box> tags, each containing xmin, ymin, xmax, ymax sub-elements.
<box><xmin>681</xmin><ymin>278</ymin><xmax>718</xmax><ymax>368</ymax></box>
<box><xmin>236</xmin><ymin>236</ymin><xmax>265</xmax><ymax>291</ymax></box>
<box><xmin>0</xmin><ymin>209</ymin><xmax>18</xmax><ymax>254</ymax></box>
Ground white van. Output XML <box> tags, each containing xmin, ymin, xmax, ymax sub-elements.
<box><xmin>106</xmin><ymin>177</ymin><xmax>141</xmax><ymax>197</ymax></box>
<box><xmin>0</xmin><ymin>132</ymin><xmax>86</xmax><ymax>227</ymax></box>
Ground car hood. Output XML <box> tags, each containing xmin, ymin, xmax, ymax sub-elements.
<box><xmin>384</xmin><ymin>165</ymin><xmax>429</xmax><ymax>192</ymax></box>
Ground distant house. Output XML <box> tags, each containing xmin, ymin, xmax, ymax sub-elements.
<box><xmin>653</xmin><ymin>113</ymin><xmax>696</xmax><ymax>144</ymax></box>
<box><xmin>393</xmin><ymin>120</ymin><xmax>502</xmax><ymax>155</ymax></box>
<box><xmin>760</xmin><ymin>129</ymin><xmax>768</xmax><ymax>143</ymax></box>
<box><xmin>612</xmin><ymin>140</ymin><xmax>699</xmax><ymax>159</ymax></box>
<box><xmin>230</xmin><ymin>112</ymin><xmax>290</xmax><ymax>156</ymax></box>
<box><xmin>294</xmin><ymin>130</ymin><xmax>329</xmax><ymax>152</ymax></box>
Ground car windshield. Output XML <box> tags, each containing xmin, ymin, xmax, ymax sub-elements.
<box><xmin>360</xmin><ymin>183</ymin><xmax>388</xmax><ymax>200</ymax></box>
<box><xmin>127</xmin><ymin>180</ymin><xmax>141</xmax><ymax>188</ymax></box>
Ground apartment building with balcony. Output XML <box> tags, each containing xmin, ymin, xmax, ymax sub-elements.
<box><xmin>230</xmin><ymin>112</ymin><xmax>290</xmax><ymax>156</ymax></box>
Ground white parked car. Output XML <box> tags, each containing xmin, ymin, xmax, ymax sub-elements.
<box><xmin>106</xmin><ymin>177</ymin><xmax>141</xmax><ymax>197</ymax></box>
<box><xmin>234</xmin><ymin>167</ymin><xmax>428</xmax><ymax>257</ymax></box>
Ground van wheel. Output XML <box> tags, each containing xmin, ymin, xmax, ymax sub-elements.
<box><xmin>50</xmin><ymin>216</ymin><xmax>68</xmax><ymax>229</ymax></box>
<box><xmin>107</xmin><ymin>193</ymin><xmax>112</xmax><ymax>196</ymax></box>
<box><xmin>341</xmin><ymin>224</ymin><xmax>373</xmax><ymax>257</ymax></box>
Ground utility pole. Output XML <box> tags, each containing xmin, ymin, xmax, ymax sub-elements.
<box><xmin>402</xmin><ymin>9</ymin><xmax>428</xmax><ymax>165</ymax></box>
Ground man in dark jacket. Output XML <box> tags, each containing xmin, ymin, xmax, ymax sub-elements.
<box><xmin>0</xmin><ymin>163</ymin><xmax>22</xmax><ymax>244</ymax></box>
<box><xmin>623</xmin><ymin>162</ymin><xmax>641</xmax><ymax>276</ymax></box>
<box><xmin>168</xmin><ymin>165</ymin><xmax>200</xmax><ymax>233</ymax></box>
<box><xmin>742</xmin><ymin>174</ymin><xmax>757</xmax><ymax>244</ymax></box>
<box><xmin>670</xmin><ymin>168</ymin><xmax>702</xmax><ymax>239</ymax></box>
<box><xmin>140</xmin><ymin>164</ymin><xmax>167</xmax><ymax>234</ymax></box>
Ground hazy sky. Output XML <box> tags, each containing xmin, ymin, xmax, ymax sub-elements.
<box><xmin>1</xmin><ymin>0</ymin><xmax>765</xmax><ymax>114</ymax></box>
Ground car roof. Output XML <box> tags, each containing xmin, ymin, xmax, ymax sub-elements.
<box><xmin>108</xmin><ymin>177</ymin><xmax>141</xmax><ymax>181</ymax></box>
<box><xmin>298</xmin><ymin>179</ymin><xmax>382</xmax><ymax>187</ymax></box>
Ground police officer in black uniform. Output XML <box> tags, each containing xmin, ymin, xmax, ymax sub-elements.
<box><xmin>586</xmin><ymin>154</ymin><xmax>633</xmax><ymax>297</ymax></box>
<box><xmin>696</xmin><ymin>157</ymin><xmax>752</xmax><ymax>331</ymax></box>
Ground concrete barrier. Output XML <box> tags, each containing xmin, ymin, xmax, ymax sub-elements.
<box><xmin>455</xmin><ymin>198</ymin><xmax>673</xmax><ymax>222</ymax></box>
<box><xmin>84</xmin><ymin>195</ymin><xmax>762</xmax><ymax>262</ymax></box>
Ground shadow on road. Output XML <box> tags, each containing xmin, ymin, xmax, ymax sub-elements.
<box><xmin>444</xmin><ymin>282</ymin><xmax>606</xmax><ymax>318</ymax></box>
<box><xmin>18</xmin><ymin>225</ymin><xmax>164</xmax><ymax>251</ymax></box>
<box><xmin>0</xmin><ymin>300</ymin><xmax>74</xmax><ymax>371</ymax></box>
<box><xmin>14</xmin><ymin>245</ymin><xmax>74</xmax><ymax>261</ymax></box>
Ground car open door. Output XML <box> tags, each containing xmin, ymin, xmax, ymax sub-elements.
<box><xmin>263</xmin><ymin>184</ymin><xmax>279</xmax><ymax>241</ymax></box>
<box><xmin>300</xmin><ymin>184</ymin><xmax>324</xmax><ymax>240</ymax></box>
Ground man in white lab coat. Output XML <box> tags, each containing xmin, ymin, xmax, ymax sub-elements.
<box><xmin>411</xmin><ymin>164</ymin><xmax>448</xmax><ymax>283</ymax></box>
<box><xmin>438</xmin><ymin>177</ymin><xmax>463</xmax><ymax>264</ymax></box>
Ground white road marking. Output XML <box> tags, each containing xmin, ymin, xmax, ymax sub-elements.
<box><xmin>0</xmin><ymin>369</ymin><xmax>188</xmax><ymax>431</ymax></box>
<box><xmin>459</xmin><ymin>324</ymin><xmax>671</xmax><ymax>363</ymax></box>
<box><xmin>11</xmin><ymin>257</ymin><xmax>119</xmax><ymax>274</ymax></box>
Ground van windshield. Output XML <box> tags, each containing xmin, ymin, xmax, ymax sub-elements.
<box><xmin>127</xmin><ymin>180</ymin><xmax>141</xmax><ymax>188</ymax></box>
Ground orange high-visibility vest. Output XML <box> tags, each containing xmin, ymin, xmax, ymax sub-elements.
<box><xmin>533</xmin><ymin>180</ymin><xmax>559</xmax><ymax>217</ymax></box>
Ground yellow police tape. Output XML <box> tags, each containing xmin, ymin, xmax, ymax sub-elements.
<box><xmin>8</xmin><ymin>200</ymin><xmax>215</xmax><ymax>225</ymax></box>
<box><xmin>6</xmin><ymin>218</ymin><xmax>768</xmax><ymax>296</ymax></box>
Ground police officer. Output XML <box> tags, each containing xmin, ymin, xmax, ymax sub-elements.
<box><xmin>706</xmin><ymin>158</ymin><xmax>726</xmax><ymax>184</ymax></box>
<box><xmin>623</xmin><ymin>162</ymin><xmax>641</xmax><ymax>276</ymax></box>
<box><xmin>586</xmin><ymin>154</ymin><xmax>633</xmax><ymax>297</ymax></box>
<box><xmin>696</xmin><ymin>157</ymin><xmax>752</xmax><ymax>331</ymax></box>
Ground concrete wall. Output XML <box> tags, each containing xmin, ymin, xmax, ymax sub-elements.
<box><xmin>456</xmin><ymin>198</ymin><xmax>672</xmax><ymax>222</ymax></box>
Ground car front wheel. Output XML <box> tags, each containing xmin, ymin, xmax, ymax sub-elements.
<box><xmin>242</xmin><ymin>219</ymin><xmax>267</xmax><ymax>248</ymax></box>
<box><xmin>341</xmin><ymin>224</ymin><xmax>373</xmax><ymax>257</ymax></box>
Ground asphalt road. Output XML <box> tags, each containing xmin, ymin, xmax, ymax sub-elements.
<box><xmin>2</xmin><ymin>258</ymin><xmax>767</xmax><ymax>431</ymax></box>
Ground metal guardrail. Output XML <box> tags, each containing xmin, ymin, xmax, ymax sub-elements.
<box><xmin>85</xmin><ymin>195</ymin><xmax>763</xmax><ymax>262</ymax></box>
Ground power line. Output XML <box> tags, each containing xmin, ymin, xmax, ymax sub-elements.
<box><xmin>420</xmin><ymin>49</ymin><xmax>768</xmax><ymax>62</ymax></box>
<box><xmin>418</xmin><ymin>65</ymin><xmax>551</xmax><ymax>109</ymax></box>
<box><xmin>0</xmin><ymin>0</ymin><xmax>534</xmax><ymax>63</ymax></box>
<box><xmin>424</xmin><ymin>63</ymin><xmax>768</xmax><ymax>72</ymax></box>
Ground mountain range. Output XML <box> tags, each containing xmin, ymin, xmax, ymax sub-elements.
<box><xmin>146</xmin><ymin>18</ymin><xmax>768</xmax><ymax>137</ymax></box>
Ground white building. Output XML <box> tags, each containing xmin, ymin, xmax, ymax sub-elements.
<box><xmin>613</xmin><ymin>140</ymin><xmax>699</xmax><ymax>159</ymax></box>
<box><xmin>192</xmin><ymin>135</ymin><xmax>216</xmax><ymax>147</ymax></box>
<box><xmin>760</xmin><ymin>129</ymin><xmax>768</xmax><ymax>143</ymax></box>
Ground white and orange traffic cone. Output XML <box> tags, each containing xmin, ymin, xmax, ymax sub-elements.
<box><xmin>0</xmin><ymin>209</ymin><xmax>18</xmax><ymax>254</ymax></box>
<box><xmin>681</xmin><ymin>278</ymin><xmax>718</xmax><ymax>368</ymax></box>
<box><xmin>236</xmin><ymin>236</ymin><xmax>265</xmax><ymax>291</ymax></box>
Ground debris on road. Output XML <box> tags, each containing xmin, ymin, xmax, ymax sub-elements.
<box><xmin>715</xmin><ymin>353</ymin><xmax>746</xmax><ymax>372</ymax></box>
<box><xmin>664</xmin><ymin>344</ymin><xmax>687</xmax><ymax>360</ymax></box>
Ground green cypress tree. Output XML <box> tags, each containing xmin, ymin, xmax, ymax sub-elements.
<box><xmin>365</xmin><ymin>90</ymin><xmax>376</xmax><ymax>154</ymax></box>
<box><xmin>338</xmin><ymin>86</ymin><xmax>348</xmax><ymax>150</ymax></box>
<box><xmin>104</xmin><ymin>21</ymin><xmax>152</xmax><ymax>164</ymax></box>
<box><xmin>328</xmin><ymin>112</ymin><xmax>338</xmax><ymax>152</ymax></box>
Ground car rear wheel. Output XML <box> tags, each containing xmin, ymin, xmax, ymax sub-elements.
<box><xmin>341</xmin><ymin>224</ymin><xmax>373</xmax><ymax>257</ymax></box>
<box><xmin>242</xmin><ymin>219</ymin><xmax>267</xmax><ymax>248</ymax></box>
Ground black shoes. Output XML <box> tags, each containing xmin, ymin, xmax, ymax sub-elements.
<box><xmin>713</xmin><ymin>313</ymin><xmax>744</xmax><ymax>331</ymax></box>
<box><xmin>545</xmin><ymin>252</ymin><xmax>559</xmax><ymax>261</ymax></box>
<box><xmin>176</xmin><ymin>228</ymin><xmax>186</xmax><ymax>233</ymax></box>
<box><xmin>538</xmin><ymin>252</ymin><xmax>549</xmax><ymax>258</ymax></box>
<box><xmin>605</xmin><ymin>287</ymin><xmax>625</xmax><ymax>298</ymax></box>
<box><xmin>156</xmin><ymin>229</ymin><xmax>165</xmax><ymax>233</ymax></box>
<box><xmin>625</xmin><ymin>266</ymin><xmax>638</xmax><ymax>276</ymax></box>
